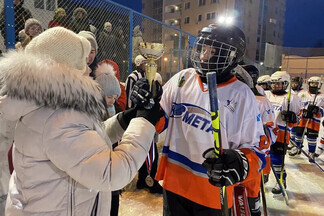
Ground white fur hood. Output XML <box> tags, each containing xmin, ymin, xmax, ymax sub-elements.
<box><xmin>0</xmin><ymin>51</ymin><xmax>107</xmax><ymax>121</ymax></box>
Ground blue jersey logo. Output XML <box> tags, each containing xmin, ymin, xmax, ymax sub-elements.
<box><xmin>170</xmin><ymin>103</ymin><xmax>213</xmax><ymax>133</ymax></box>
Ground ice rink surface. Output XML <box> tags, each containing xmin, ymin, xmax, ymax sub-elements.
<box><xmin>119</xmin><ymin>131</ymin><xmax>324</xmax><ymax>216</ymax></box>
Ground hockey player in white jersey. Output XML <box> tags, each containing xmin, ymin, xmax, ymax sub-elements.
<box><xmin>155</xmin><ymin>24</ymin><xmax>267</xmax><ymax>216</ymax></box>
<box><xmin>235</xmin><ymin>64</ymin><xmax>277</xmax><ymax>214</ymax></box>
<box><xmin>265</xmin><ymin>71</ymin><xmax>301</xmax><ymax>194</ymax></box>
<box><xmin>287</xmin><ymin>76</ymin><xmax>304</xmax><ymax>151</ymax></box>
<box><xmin>289</xmin><ymin>76</ymin><xmax>324</xmax><ymax>161</ymax></box>
<box><xmin>236</xmin><ymin>65</ymin><xmax>278</xmax><ymax>183</ymax></box>
<box><xmin>257</xmin><ymin>74</ymin><xmax>271</xmax><ymax>95</ymax></box>
<box><xmin>291</xmin><ymin>76</ymin><xmax>304</xmax><ymax>95</ymax></box>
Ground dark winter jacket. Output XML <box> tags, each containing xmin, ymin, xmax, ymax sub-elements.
<box><xmin>0</xmin><ymin>4</ymin><xmax>32</xmax><ymax>42</ymax></box>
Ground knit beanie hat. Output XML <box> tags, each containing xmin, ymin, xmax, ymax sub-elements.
<box><xmin>73</xmin><ymin>7</ymin><xmax>87</xmax><ymax>17</ymax></box>
<box><xmin>134</xmin><ymin>55</ymin><xmax>147</xmax><ymax>66</ymax></box>
<box><xmin>24</xmin><ymin>18</ymin><xmax>42</xmax><ymax>34</ymax></box>
<box><xmin>25</xmin><ymin>27</ymin><xmax>91</xmax><ymax>74</ymax></box>
<box><xmin>95</xmin><ymin>63</ymin><xmax>121</xmax><ymax>98</ymax></box>
<box><xmin>78</xmin><ymin>31</ymin><xmax>98</xmax><ymax>53</ymax></box>
<box><xmin>54</xmin><ymin>8</ymin><xmax>66</xmax><ymax>19</ymax></box>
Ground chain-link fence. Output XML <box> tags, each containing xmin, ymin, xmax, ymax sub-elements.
<box><xmin>0</xmin><ymin>0</ymin><xmax>197</xmax><ymax>82</ymax></box>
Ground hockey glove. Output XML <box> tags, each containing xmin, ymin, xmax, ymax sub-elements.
<box><xmin>130</xmin><ymin>78</ymin><xmax>152</xmax><ymax>107</ymax></box>
<box><xmin>322</xmin><ymin>120</ymin><xmax>324</xmax><ymax>127</ymax></box>
<box><xmin>202</xmin><ymin>148</ymin><xmax>249</xmax><ymax>187</ymax></box>
<box><xmin>270</xmin><ymin>142</ymin><xmax>286</xmax><ymax>155</ymax></box>
<box><xmin>307</xmin><ymin>104</ymin><xmax>320</xmax><ymax>115</ymax></box>
<box><xmin>136</xmin><ymin>102</ymin><xmax>164</xmax><ymax>125</ymax></box>
<box><xmin>130</xmin><ymin>79</ymin><xmax>163</xmax><ymax>108</ymax></box>
<box><xmin>280</xmin><ymin>110</ymin><xmax>297</xmax><ymax>123</ymax></box>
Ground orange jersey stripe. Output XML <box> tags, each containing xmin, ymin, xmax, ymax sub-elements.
<box><xmin>159</xmin><ymin>160</ymin><xmax>234</xmax><ymax>209</ymax></box>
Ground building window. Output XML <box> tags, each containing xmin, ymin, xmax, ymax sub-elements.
<box><xmin>185</xmin><ymin>2</ymin><xmax>190</xmax><ymax>9</ymax></box>
<box><xmin>211</xmin><ymin>0</ymin><xmax>219</xmax><ymax>3</ymax></box>
<box><xmin>269</xmin><ymin>18</ymin><xmax>277</xmax><ymax>24</ymax></box>
<box><xmin>273</xmin><ymin>31</ymin><xmax>276</xmax><ymax>36</ymax></box>
<box><xmin>34</xmin><ymin>0</ymin><xmax>56</xmax><ymax>11</ymax></box>
<box><xmin>184</xmin><ymin>17</ymin><xmax>190</xmax><ymax>24</ymax></box>
<box><xmin>206</xmin><ymin>12</ymin><xmax>216</xmax><ymax>20</ymax></box>
<box><xmin>257</xmin><ymin>37</ymin><xmax>260</xmax><ymax>42</ymax></box>
<box><xmin>198</xmin><ymin>14</ymin><xmax>202</xmax><ymax>22</ymax></box>
<box><xmin>199</xmin><ymin>0</ymin><xmax>206</xmax><ymax>6</ymax></box>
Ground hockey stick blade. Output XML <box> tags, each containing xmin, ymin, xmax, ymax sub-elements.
<box><xmin>290</xmin><ymin>143</ymin><xmax>324</xmax><ymax>173</ymax></box>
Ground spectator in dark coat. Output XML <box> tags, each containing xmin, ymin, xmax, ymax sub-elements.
<box><xmin>0</xmin><ymin>0</ymin><xmax>32</xmax><ymax>42</ymax></box>
<box><xmin>70</xmin><ymin>7</ymin><xmax>90</xmax><ymax>33</ymax></box>
<box><xmin>48</xmin><ymin>8</ymin><xmax>69</xmax><ymax>29</ymax></box>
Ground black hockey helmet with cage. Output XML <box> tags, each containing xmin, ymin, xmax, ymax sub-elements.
<box><xmin>291</xmin><ymin>76</ymin><xmax>303</xmax><ymax>91</ymax></box>
<box><xmin>241</xmin><ymin>65</ymin><xmax>259</xmax><ymax>86</ymax></box>
<box><xmin>191</xmin><ymin>24</ymin><xmax>246</xmax><ymax>77</ymax></box>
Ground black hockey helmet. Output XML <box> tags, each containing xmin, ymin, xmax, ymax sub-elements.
<box><xmin>191</xmin><ymin>24</ymin><xmax>246</xmax><ymax>77</ymax></box>
<box><xmin>241</xmin><ymin>65</ymin><xmax>259</xmax><ymax>86</ymax></box>
<box><xmin>291</xmin><ymin>76</ymin><xmax>303</xmax><ymax>91</ymax></box>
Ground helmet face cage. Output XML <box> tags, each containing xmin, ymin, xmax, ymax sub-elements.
<box><xmin>308</xmin><ymin>77</ymin><xmax>322</xmax><ymax>89</ymax></box>
<box><xmin>291</xmin><ymin>77</ymin><xmax>303</xmax><ymax>90</ymax></box>
<box><xmin>270</xmin><ymin>76</ymin><xmax>289</xmax><ymax>91</ymax></box>
<box><xmin>191</xmin><ymin>36</ymin><xmax>237</xmax><ymax>77</ymax></box>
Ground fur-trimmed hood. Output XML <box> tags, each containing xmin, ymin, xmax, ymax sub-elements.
<box><xmin>0</xmin><ymin>51</ymin><xmax>107</xmax><ymax>121</ymax></box>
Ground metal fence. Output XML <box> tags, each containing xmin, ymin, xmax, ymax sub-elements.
<box><xmin>0</xmin><ymin>0</ymin><xmax>197</xmax><ymax>82</ymax></box>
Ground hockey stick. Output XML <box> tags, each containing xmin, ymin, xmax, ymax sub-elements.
<box><xmin>280</xmin><ymin>79</ymin><xmax>292</xmax><ymax>183</ymax></box>
<box><xmin>270</xmin><ymin>162</ymin><xmax>289</xmax><ymax>206</ymax></box>
<box><xmin>290</xmin><ymin>142</ymin><xmax>324</xmax><ymax>173</ymax></box>
<box><xmin>207</xmin><ymin>72</ymin><xmax>229</xmax><ymax>216</ymax></box>
<box><xmin>260</xmin><ymin>171</ymin><xmax>268</xmax><ymax>216</ymax></box>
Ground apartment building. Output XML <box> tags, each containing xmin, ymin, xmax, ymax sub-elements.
<box><xmin>142</xmin><ymin>0</ymin><xmax>286</xmax><ymax>63</ymax></box>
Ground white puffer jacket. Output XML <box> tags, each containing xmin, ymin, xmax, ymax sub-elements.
<box><xmin>0</xmin><ymin>51</ymin><xmax>155</xmax><ymax>216</ymax></box>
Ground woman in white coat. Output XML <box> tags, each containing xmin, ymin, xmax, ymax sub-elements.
<box><xmin>0</xmin><ymin>27</ymin><xmax>162</xmax><ymax>216</ymax></box>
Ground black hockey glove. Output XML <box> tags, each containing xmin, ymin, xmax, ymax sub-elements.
<box><xmin>270</xmin><ymin>142</ymin><xmax>286</xmax><ymax>155</ymax></box>
<box><xmin>322</xmin><ymin>120</ymin><xmax>324</xmax><ymax>127</ymax></box>
<box><xmin>302</xmin><ymin>109</ymin><xmax>312</xmax><ymax>119</ymax></box>
<box><xmin>130</xmin><ymin>78</ymin><xmax>152</xmax><ymax>107</ymax></box>
<box><xmin>130</xmin><ymin>79</ymin><xmax>163</xmax><ymax>108</ymax></box>
<box><xmin>202</xmin><ymin>148</ymin><xmax>249</xmax><ymax>187</ymax></box>
<box><xmin>307</xmin><ymin>104</ymin><xmax>320</xmax><ymax>115</ymax></box>
<box><xmin>280</xmin><ymin>110</ymin><xmax>297</xmax><ymax>123</ymax></box>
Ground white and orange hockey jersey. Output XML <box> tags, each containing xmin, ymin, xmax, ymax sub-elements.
<box><xmin>256</xmin><ymin>95</ymin><xmax>278</xmax><ymax>149</ymax></box>
<box><xmin>265</xmin><ymin>91</ymin><xmax>301</xmax><ymax>143</ymax></box>
<box><xmin>156</xmin><ymin>68</ymin><xmax>267</xmax><ymax>209</ymax></box>
<box><xmin>297</xmin><ymin>91</ymin><xmax>324</xmax><ymax>131</ymax></box>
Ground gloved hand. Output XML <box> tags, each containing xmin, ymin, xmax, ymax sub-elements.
<box><xmin>270</xmin><ymin>142</ymin><xmax>286</xmax><ymax>155</ymax></box>
<box><xmin>136</xmin><ymin>102</ymin><xmax>164</xmax><ymax>125</ymax></box>
<box><xmin>280</xmin><ymin>110</ymin><xmax>297</xmax><ymax>123</ymax></box>
<box><xmin>307</xmin><ymin>104</ymin><xmax>320</xmax><ymax>114</ymax></box>
<box><xmin>202</xmin><ymin>148</ymin><xmax>249</xmax><ymax>187</ymax></box>
<box><xmin>117</xmin><ymin>107</ymin><xmax>137</xmax><ymax>130</ymax></box>
<box><xmin>130</xmin><ymin>79</ymin><xmax>163</xmax><ymax>108</ymax></box>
